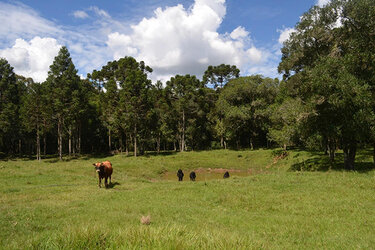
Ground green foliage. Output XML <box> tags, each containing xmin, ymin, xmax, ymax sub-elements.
<box><xmin>45</xmin><ymin>46</ymin><xmax>82</xmax><ymax>159</ymax></box>
<box><xmin>203</xmin><ymin>64</ymin><xmax>240</xmax><ymax>89</ymax></box>
<box><xmin>217</xmin><ymin>75</ymin><xmax>278</xmax><ymax>149</ymax></box>
<box><xmin>89</xmin><ymin>57</ymin><xmax>154</xmax><ymax>155</ymax></box>
<box><xmin>166</xmin><ymin>74</ymin><xmax>210</xmax><ymax>151</ymax></box>
<box><xmin>1</xmin><ymin>0</ymin><xmax>375</xmax><ymax>169</ymax></box>
<box><xmin>0</xmin><ymin>58</ymin><xmax>19</xmax><ymax>151</ymax></box>
<box><xmin>46</xmin><ymin>46</ymin><xmax>81</xmax><ymax>117</ymax></box>
<box><xmin>268</xmin><ymin>98</ymin><xmax>305</xmax><ymax>150</ymax></box>
<box><xmin>278</xmin><ymin>0</ymin><xmax>375</xmax><ymax>168</ymax></box>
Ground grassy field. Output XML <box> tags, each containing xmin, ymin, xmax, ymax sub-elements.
<box><xmin>1</xmin><ymin>149</ymin><xmax>374</xmax><ymax>249</ymax></box>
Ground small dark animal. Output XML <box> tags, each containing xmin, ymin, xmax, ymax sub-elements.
<box><xmin>223</xmin><ymin>171</ymin><xmax>230</xmax><ymax>179</ymax></box>
<box><xmin>189</xmin><ymin>171</ymin><xmax>196</xmax><ymax>181</ymax></box>
<box><xmin>93</xmin><ymin>161</ymin><xmax>113</xmax><ymax>188</ymax></box>
<box><xmin>177</xmin><ymin>169</ymin><xmax>184</xmax><ymax>181</ymax></box>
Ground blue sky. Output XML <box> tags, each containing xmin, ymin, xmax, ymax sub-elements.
<box><xmin>0</xmin><ymin>0</ymin><xmax>329</xmax><ymax>82</ymax></box>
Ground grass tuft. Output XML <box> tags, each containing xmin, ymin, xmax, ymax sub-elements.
<box><xmin>141</xmin><ymin>215</ymin><xmax>151</xmax><ymax>225</ymax></box>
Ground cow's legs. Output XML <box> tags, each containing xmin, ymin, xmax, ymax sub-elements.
<box><xmin>105</xmin><ymin>177</ymin><xmax>108</xmax><ymax>188</ymax></box>
<box><xmin>98</xmin><ymin>177</ymin><xmax>102</xmax><ymax>188</ymax></box>
<box><xmin>109</xmin><ymin>176</ymin><xmax>112</xmax><ymax>184</ymax></box>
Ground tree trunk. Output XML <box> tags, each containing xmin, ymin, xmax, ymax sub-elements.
<box><xmin>44</xmin><ymin>136</ymin><xmax>46</xmax><ymax>156</ymax></box>
<box><xmin>18</xmin><ymin>139</ymin><xmax>22</xmax><ymax>156</ymax></box>
<box><xmin>119</xmin><ymin>135</ymin><xmax>123</xmax><ymax>154</ymax></box>
<box><xmin>250</xmin><ymin>137</ymin><xmax>254</xmax><ymax>150</ymax></box>
<box><xmin>220</xmin><ymin>136</ymin><xmax>224</xmax><ymax>148</ymax></box>
<box><xmin>68</xmin><ymin>126</ymin><xmax>72</xmax><ymax>157</ymax></box>
<box><xmin>328</xmin><ymin>138</ymin><xmax>335</xmax><ymax>162</ymax></box>
<box><xmin>36</xmin><ymin>124</ymin><xmax>41</xmax><ymax>161</ymax></box>
<box><xmin>58</xmin><ymin>117</ymin><xmax>63</xmax><ymax>161</ymax></box>
<box><xmin>72</xmin><ymin>135</ymin><xmax>75</xmax><ymax>155</ymax></box>
<box><xmin>181</xmin><ymin>109</ymin><xmax>185</xmax><ymax>152</ymax></box>
<box><xmin>283</xmin><ymin>143</ymin><xmax>287</xmax><ymax>151</ymax></box>
<box><xmin>343</xmin><ymin>142</ymin><xmax>356</xmax><ymax>170</ymax></box>
<box><xmin>43</xmin><ymin>120</ymin><xmax>47</xmax><ymax>156</ymax></box>
<box><xmin>373</xmin><ymin>142</ymin><xmax>375</xmax><ymax>168</ymax></box>
<box><xmin>78</xmin><ymin>122</ymin><xmax>81</xmax><ymax>155</ymax></box>
<box><xmin>157</xmin><ymin>133</ymin><xmax>161</xmax><ymax>154</ymax></box>
<box><xmin>174</xmin><ymin>141</ymin><xmax>177</xmax><ymax>151</ymax></box>
<box><xmin>125</xmin><ymin>134</ymin><xmax>129</xmax><ymax>156</ymax></box>
<box><xmin>134</xmin><ymin>125</ymin><xmax>137</xmax><ymax>157</ymax></box>
<box><xmin>108</xmin><ymin>128</ymin><xmax>112</xmax><ymax>152</ymax></box>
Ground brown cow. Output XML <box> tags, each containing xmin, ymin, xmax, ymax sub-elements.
<box><xmin>93</xmin><ymin>161</ymin><xmax>113</xmax><ymax>188</ymax></box>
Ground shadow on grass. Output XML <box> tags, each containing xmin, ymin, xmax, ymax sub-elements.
<box><xmin>107</xmin><ymin>181</ymin><xmax>120</xmax><ymax>189</ymax></box>
<box><xmin>0</xmin><ymin>153</ymin><xmax>60</xmax><ymax>162</ymax></box>
<box><xmin>0</xmin><ymin>151</ymin><xmax>179</xmax><ymax>163</ymax></box>
<box><xmin>44</xmin><ymin>153</ymin><xmax>116</xmax><ymax>163</ymax></box>
<box><xmin>290</xmin><ymin>152</ymin><xmax>374</xmax><ymax>173</ymax></box>
<box><xmin>143</xmin><ymin>151</ymin><xmax>177</xmax><ymax>157</ymax></box>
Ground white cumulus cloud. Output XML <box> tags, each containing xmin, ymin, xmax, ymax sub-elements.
<box><xmin>0</xmin><ymin>0</ymin><xmax>283</xmax><ymax>82</ymax></box>
<box><xmin>230</xmin><ymin>26</ymin><xmax>249</xmax><ymax>40</ymax></box>
<box><xmin>106</xmin><ymin>0</ymin><xmax>267</xmax><ymax>81</ymax></box>
<box><xmin>278</xmin><ymin>27</ymin><xmax>296</xmax><ymax>44</ymax></box>
<box><xmin>0</xmin><ymin>37</ymin><xmax>62</xmax><ymax>82</ymax></box>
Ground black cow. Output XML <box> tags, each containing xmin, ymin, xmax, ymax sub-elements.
<box><xmin>177</xmin><ymin>169</ymin><xmax>184</xmax><ymax>181</ymax></box>
<box><xmin>223</xmin><ymin>171</ymin><xmax>230</xmax><ymax>179</ymax></box>
<box><xmin>189</xmin><ymin>171</ymin><xmax>196</xmax><ymax>181</ymax></box>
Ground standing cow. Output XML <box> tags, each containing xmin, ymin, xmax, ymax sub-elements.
<box><xmin>177</xmin><ymin>169</ymin><xmax>184</xmax><ymax>181</ymax></box>
<box><xmin>223</xmin><ymin>171</ymin><xmax>230</xmax><ymax>179</ymax></box>
<box><xmin>93</xmin><ymin>161</ymin><xmax>113</xmax><ymax>188</ymax></box>
<box><xmin>189</xmin><ymin>171</ymin><xmax>196</xmax><ymax>181</ymax></box>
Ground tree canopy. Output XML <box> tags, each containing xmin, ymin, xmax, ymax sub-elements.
<box><xmin>0</xmin><ymin>0</ymin><xmax>374</xmax><ymax>170</ymax></box>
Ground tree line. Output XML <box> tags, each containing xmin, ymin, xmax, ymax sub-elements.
<box><xmin>0</xmin><ymin>0</ymin><xmax>374</xmax><ymax>169</ymax></box>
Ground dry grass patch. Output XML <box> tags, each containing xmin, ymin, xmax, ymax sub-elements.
<box><xmin>141</xmin><ymin>215</ymin><xmax>151</xmax><ymax>225</ymax></box>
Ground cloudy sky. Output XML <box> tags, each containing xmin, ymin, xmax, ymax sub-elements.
<box><xmin>0</xmin><ymin>0</ymin><xmax>329</xmax><ymax>82</ymax></box>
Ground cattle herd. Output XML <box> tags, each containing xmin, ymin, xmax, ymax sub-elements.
<box><xmin>177</xmin><ymin>169</ymin><xmax>229</xmax><ymax>181</ymax></box>
<box><xmin>92</xmin><ymin>161</ymin><xmax>230</xmax><ymax>188</ymax></box>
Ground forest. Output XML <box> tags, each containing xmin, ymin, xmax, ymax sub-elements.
<box><xmin>0</xmin><ymin>0</ymin><xmax>374</xmax><ymax>170</ymax></box>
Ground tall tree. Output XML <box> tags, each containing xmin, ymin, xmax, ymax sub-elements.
<box><xmin>0</xmin><ymin>58</ymin><xmax>19</xmax><ymax>153</ymax></box>
<box><xmin>218</xmin><ymin>75</ymin><xmax>278</xmax><ymax>149</ymax></box>
<box><xmin>166</xmin><ymin>75</ymin><xmax>206</xmax><ymax>151</ymax></box>
<box><xmin>339</xmin><ymin>0</ymin><xmax>375</xmax><ymax>167</ymax></box>
<box><xmin>278</xmin><ymin>0</ymin><xmax>375</xmax><ymax>169</ymax></box>
<box><xmin>45</xmin><ymin>46</ymin><xmax>80</xmax><ymax>160</ymax></box>
<box><xmin>117</xmin><ymin>58</ymin><xmax>153</xmax><ymax>157</ymax></box>
<box><xmin>149</xmin><ymin>81</ymin><xmax>172</xmax><ymax>153</ymax></box>
<box><xmin>203</xmin><ymin>64</ymin><xmax>240</xmax><ymax>148</ymax></box>
<box><xmin>203</xmin><ymin>64</ymin><xmax>240</xmax><ymax>89</ymax></box>
<box><xmin>20</xmin><ymin>80</ymin><xmax>44</xmax><ymax>160</ymax></box>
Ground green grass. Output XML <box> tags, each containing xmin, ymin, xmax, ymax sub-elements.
<box><xmin>1</xmin><ymin>149</ymin><xmax>374</xmax><ymax>249</ymax></box>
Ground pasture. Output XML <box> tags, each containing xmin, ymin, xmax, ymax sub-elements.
<box><xmin>1</xmin><ymin>149</ymin><xmax>374</xmax><ymax>249</ymax></box>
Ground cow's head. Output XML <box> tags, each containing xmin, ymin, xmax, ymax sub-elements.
<box><xmin>93</xmin><ymin>162</ymin><xmax>104</xmax><ymax>173</ymax></box>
